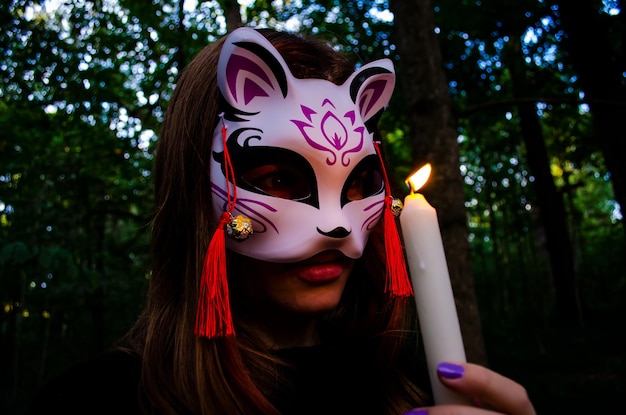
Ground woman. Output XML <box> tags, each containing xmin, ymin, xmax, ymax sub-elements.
<box><xmin>26</xmin><ymin>27</ymin><xmax>535</xmax><ymax>415</ymax></box>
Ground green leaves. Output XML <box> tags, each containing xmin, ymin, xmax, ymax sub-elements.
<box><xmin>0</xmin><ymin>241</ymin><xmax>32</xmax><ymax>265</ymax></box>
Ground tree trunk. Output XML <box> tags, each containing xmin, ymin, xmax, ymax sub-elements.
<box><xmin>550</xmin><ymin>0</ymin><xmax>626</xmax><ymax>231</ymax></box>
<box><xmin>219</xmin><ymin>0</ymin><xmax>243</xmax><ymax>32</ymax></box>
<box><xmin>175</xmin><ymin>0</ymin><xmax>187</xmax><ymax>69</ymax></box>
<box><xmin>389</xmin><ymin>0</ymin><xmax>487</xmax><ymax>365</ymax></box>
<box><xmin>507</xmin><ymin>38</ymin><xmax>583</xmax><ymax>327</ymax></box>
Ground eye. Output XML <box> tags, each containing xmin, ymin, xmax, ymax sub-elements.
<box><xmin>227</xmin><ymin>145</ymin><xmax>318</xmax><ymax>206</ymax></box>
<box><xmin>345</xmin><ymin>168</ymin><xmax>384</xmax><ymax>201</ymax></box>
<box><xmin>241</xmin><ymin>164</ymin><xmax>311</xmax><ymax>200</ymax></box>
<box><xmin>341</xmin><ymin>154</ymin><xmax>384</xmax><ymax>205</ymax></box>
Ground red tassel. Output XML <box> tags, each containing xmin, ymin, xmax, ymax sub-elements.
<box><xmin>374</xmin><ymin>142</ymin><xmax>413</xmax><ymax>298</ymax></box>
<box><xmin>195</xmin><ymin>116</ymin><xmax>237</xmax><ymax>338</ymax></box>
<box><xmin>194</xmin><ymin>212</ymin><xmax>235</xmax><ymax>338</ymax></box>
<box><xmin>194</xmin><ymin>212</ymin><xmax>235</xmax><ymax>339</ymax></box>
<box><xmin>381</xmin><ymin>197</ymin><xmax>413</xmax><ymax>297</ymax></box>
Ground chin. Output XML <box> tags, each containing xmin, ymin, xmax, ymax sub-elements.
<box><xmin>289</xmin><ymin>289</ymin><xmax>345</xmax><ymax>315</ymax></box>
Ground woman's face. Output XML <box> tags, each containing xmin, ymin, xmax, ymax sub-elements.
<box><xmin>230</xmin><ymin>249</ymin><xmax>355</xmax><ymax>347</ymax></box>
<box><xmin>229</xmin><ymin>163</ymin><xmax>360</xmax><ymax>320</ymax></box>
<box><xmin>232</xmin><ymin>249</ymin><xmax>355</xmax><ymax>317</ymax></box>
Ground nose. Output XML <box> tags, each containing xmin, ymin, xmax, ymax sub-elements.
<box><xmin>316</xmin><ymin>226</ymin><xmax>351</xmax><ymax>239</ymax></box>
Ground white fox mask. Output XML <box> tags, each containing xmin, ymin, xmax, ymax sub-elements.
<box><xmin>210</xmin><ymin>27</ymin><xmax>396</xmax><ymax>263</ymax></box>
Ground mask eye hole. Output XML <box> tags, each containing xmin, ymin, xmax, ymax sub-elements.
<box><xmin>342</xmin><ymin>155</ymin><xmax>384</xmax><ymax>204</ymax></box>
<box><xmin>241</xmin><ymin>164</ymin><xmax>311</xmax><ymax>200</ymax></box>
<box><xmin>346</xmin><ymin>169</ymin><xmax>384</xmax><ymax>201</ymax></box>
<box><xmin>230</xmin><ymin>146</ymin><xmax>317</xmax><ymax>204</ymax></box>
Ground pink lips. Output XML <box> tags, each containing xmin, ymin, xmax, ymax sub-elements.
<box><xmin>295</xmin><ymin>251</ymin><xmax>345</xmax><ymax>283</ymax></box>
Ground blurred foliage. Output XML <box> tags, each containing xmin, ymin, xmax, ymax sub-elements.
<box><xmin>1</xmin><ymin>0</ymin><xmax>624</xmax><ymax>414</ymax></box>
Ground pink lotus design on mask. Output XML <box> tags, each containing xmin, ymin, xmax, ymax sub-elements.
<box><xmin>291</xmin><ymin>98</ymin><xmax>364</xmax><ymax>167</ymax></box>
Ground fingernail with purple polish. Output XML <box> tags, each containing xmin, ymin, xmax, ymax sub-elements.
<box><xmin>437</xmin><ymin>362</ymin><xmax>464</xmax><ymax>379</ymax></box>
<box><xmin>402</xmin><ymin>410</ymin><xmax>428</xmax><ymax>415</ymax></box>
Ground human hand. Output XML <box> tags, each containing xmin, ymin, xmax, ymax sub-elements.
<box><xmin>403</xmin><ymin>362</ymin><xmax>536</xmax><ymax>415</ymax></box>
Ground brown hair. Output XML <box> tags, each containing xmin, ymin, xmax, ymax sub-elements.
<box><xmin>120</xmin><ymin>28</ymin><xmax>427</xmax><ymax>415</ymax></box>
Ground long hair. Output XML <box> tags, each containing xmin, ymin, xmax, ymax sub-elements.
<box><xmin>119</xmin><ymin>28</ymin><xmax>428</xmax><ymax>415</ymax></box>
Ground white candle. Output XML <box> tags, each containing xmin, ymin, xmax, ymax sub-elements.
<box><xmin>399</xmin><ymin>164</ymin><xmax>470</xmax><ymax>405</ymax></box>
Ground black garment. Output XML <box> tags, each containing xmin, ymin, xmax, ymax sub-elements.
<box><xmin>24</xmin><ymin>350</ymin><xmax>142</xmax><ymax>415</ymax></box>
<box><xmin>272</xmin><ymin>345</ymin><xmax>388</xmax><ymax>415</ymax></box>
<box><xmin>25</xmin><ymin>345</ymin><xmax>429</xmax><ymax>414</ymax></box>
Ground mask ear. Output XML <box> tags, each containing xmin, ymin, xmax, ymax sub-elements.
<box><xmin>217</xmin><ymin>27</ymin><xmax>290</xmax><ymax>112</ymax></box>
<box><xmin>348</xmin><ymin>59</ymin><xmax>396</xmax><ymax>126</ymax></box>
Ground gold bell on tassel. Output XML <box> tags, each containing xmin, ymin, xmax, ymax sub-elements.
<box><xmin>390</xmin><ymin>197</ymin><xmax>403</xmax><ymax>217</ymax></box>
<box><xmin>227</xmin><ymin>214</ymin><xmax>253</xmax><ymax>240</ymax></box>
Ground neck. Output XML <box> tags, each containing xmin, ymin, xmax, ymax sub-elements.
<box><xmin>234</xmin><ymin>304</ymin><xmax>322</xmax><ymax>349</ymax></box>
<box><xmin>256</xmin><ymin>311</ymin><xmax>321</xmax><ymax>349</ymax></box>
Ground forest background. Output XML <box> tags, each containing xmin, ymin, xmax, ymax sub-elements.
<box><xmin>1</xmin><ymin>0</ymin><xmax>625</xmax><ymax>414</ymax></box>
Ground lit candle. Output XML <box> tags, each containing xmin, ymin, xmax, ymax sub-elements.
<box><xmin>399</xmin><ymin>163</ymin><xmax>470</xmax><ymax>405</ymax></box>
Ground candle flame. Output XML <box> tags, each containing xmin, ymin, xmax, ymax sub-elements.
<box><xmin>406</xmin><ymin>163</ymin><xmax>432</xmax><ymax>193</ymax></box>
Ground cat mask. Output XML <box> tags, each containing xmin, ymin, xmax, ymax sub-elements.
<box><xmin>210</xmin><ymin>27</ymin><xmax>395</xmax><ymax>263</ymax></box>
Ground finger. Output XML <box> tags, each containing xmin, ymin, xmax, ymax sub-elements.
<box><xmin>403</xmin><ymin>405</ymin><xmax>505</xmax><ymax>415</ymax></box>
<box><xmin>436</xmin><ymin>362</ymin><xmax>536</xmax><ymax>415</ymax></box>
